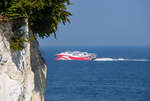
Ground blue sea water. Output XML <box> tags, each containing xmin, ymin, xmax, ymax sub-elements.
<box><xmin>40</xmin><ymin>46</ymin><xmax>150</xmax><ymax>101</ymax></box>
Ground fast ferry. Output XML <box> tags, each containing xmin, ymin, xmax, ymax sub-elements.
<box><xmin>55</xmin><ymin>51</ymin><xmax>96</xmax><ymax>60</ymax></box>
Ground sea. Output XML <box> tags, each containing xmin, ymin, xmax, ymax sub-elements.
<box><xmin>39</xmin><ymin>46</ymin><xmax>150</xmax><ymax>101</ymax></box>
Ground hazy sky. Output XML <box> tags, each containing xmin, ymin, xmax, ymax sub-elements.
<box><xmin>39</xmin><ymin>0</ymin><xmax>150</xmax><ymax>46</ymax></box>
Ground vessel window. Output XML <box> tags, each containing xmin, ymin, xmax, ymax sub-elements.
<box><xmin>82</xmin><ymin>52</ymin><xmax>88</xmax><ymax>55</ymax></box>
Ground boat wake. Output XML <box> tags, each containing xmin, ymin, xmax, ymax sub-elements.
<box><xmin>94</xmin><ymin>58</ymin><xmax>150</xmax><ymax>62</ymax></box>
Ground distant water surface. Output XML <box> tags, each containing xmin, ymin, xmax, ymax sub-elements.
<box><xmin>40</xmin><ymin>46</ymin><xmax>150</xmax><ymax>101</ymax></box>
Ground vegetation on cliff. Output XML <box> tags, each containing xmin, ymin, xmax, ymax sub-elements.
<box><xmin>0</xmin><ymin>0</ymin><xmax>71</xmax><ymax>50</ymax></box>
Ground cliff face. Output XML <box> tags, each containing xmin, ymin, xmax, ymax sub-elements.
<box><xmin>0</xmin><ymin>19</ymin><xmax>47</xmax><ymax>101</ymax></box>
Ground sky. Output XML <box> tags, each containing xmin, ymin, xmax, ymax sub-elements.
<box><xmin>39</xmin><ymin>0</ymin><xmax>150</xmax><ymax>46</ymax></box>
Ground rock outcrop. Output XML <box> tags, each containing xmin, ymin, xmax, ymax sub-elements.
<box><xmin>0</xmin><ymin>19</ymin><xmax>47</xmax><ymax>101</ymax></box>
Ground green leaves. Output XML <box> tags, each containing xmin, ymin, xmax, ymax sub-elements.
<box><xmin>0</xmin><ymin>0</ymin><xmax>72</xmax><ymax>50</ymax></box>
<box><xmin>1</xmin><ymin>0</ymin><xmax>71</xmax><ymax>37</ymax></box>
<box><xmin>9</xmin><ymin>33</ymin><xmax>25</xmax><ymax>51</ymax></box>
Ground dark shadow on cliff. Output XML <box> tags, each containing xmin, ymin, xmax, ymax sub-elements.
<box><xmin>30</xmin><ymin>39</ymin><xmax>47</xmax><ymax>99</ymax></box>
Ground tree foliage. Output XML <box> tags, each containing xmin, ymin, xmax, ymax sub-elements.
<box><xmin>0</xmin><ymin>0</ymin><xmax>71</xmax><ymax>38</ymax></box>
<box><xmin>0</xmin><ymin>0</ymin><xmax>71</xmax><ymax>51</ymax></box>
<box><xmin>9</xmin><ymin>33</ymin><xmax>25</xmax><ymax>51</ymax></box>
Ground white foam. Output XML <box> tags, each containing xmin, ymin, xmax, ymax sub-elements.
<box><xmin>94</xmin><ymin>58</ymin><xmax>150</xmax><ymax>62</ymax></box>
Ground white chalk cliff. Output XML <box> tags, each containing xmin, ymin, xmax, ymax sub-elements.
<box><xmin>0</xmin><ymin>19</ymin><xmax>47</xmax><ymax>101</ymax></box>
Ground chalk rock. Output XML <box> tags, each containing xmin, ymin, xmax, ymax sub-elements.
<box><xmin>0</xmin><ymin>19</ymin><xmax>46</xmax><ymax>101</ymax></box>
